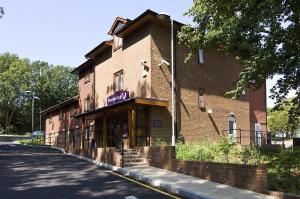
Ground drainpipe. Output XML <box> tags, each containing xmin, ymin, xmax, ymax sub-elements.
<box><xmin>171</xmin><ymin>19</ymin><xmax>176</xmax><ymax>147</ymax></box>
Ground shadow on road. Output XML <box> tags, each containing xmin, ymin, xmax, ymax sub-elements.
<box><xmin>0</xmin><ymin>144</ymin><xmax>173</xmax><ymax>199</ymax></box>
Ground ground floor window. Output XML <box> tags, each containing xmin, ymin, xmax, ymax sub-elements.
<box><xmin>255</xmin><ymin>123</ymin><xmax>262</xmax><ymax>146</ymax></box>
<box><xmin>228</xmin><ymin>115</ymin><xmax>237</xmax><ymax>142</ymax></box>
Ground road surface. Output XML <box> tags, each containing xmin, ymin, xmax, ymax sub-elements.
<box><xmin>0</xmin><ymin>141</ymin><xmax>178</xmax><ymax>199</ymax></box>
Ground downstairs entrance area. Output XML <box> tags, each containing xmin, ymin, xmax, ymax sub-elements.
<box><xmin>75</xmin><ymin>97</ymin><xmax>170</xmax><ymax>150</ymax></box>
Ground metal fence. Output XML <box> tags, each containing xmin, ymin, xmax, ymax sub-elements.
<box><xmin>222</xmin><ymin>129</ymin><xmax>286</xmax><ymax>146</ymax></box>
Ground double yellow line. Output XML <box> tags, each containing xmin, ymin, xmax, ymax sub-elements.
<box><xmin>107</xmin><ymin>171</ymin><xmax>181</xmax><ymax>199</ymax></box>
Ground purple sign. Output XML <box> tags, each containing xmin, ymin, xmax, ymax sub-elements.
<box><xmin>107</xmin><ymin>90</ymin><xmax>129</xmax><ymax>106</ymax></box>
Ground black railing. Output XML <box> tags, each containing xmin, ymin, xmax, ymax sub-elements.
<box><xmin>222</xmin><ymin>129</ymin><xmax>286</xmax><ymax>146</ymax></box>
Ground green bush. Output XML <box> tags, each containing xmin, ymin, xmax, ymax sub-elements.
<box><xmin>176</xmin><ymin>137</ymin><xmax>239</xmax><ymax>163</ymax></box>
<box><xmin>268</xmin><ymin>148</ymin><xmax>300</xmax><ymax>194</ymax></box>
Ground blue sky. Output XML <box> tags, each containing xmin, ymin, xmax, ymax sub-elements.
<box><xmin>0</xmin><ymin>0</ymin><xmax>292</xmax><ymax>107</ymax></box>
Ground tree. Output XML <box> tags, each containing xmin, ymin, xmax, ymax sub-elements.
<box><xmin>0</xmin><ymin>53</ymin><xmax>30</xmax><ymax>132</ymax></box>
<box><xmin>268</xmin><ymin>99</ymin><xmax>299</xmax><ymax>135</ymax></box>
<box><xmin>178</xmin><ymin>0</ymin><xmax>300</xmax><ymax>124</ymax></box>
<box><xmin>0</xmin><ymin>53</ymin><xmax>78</xmax><ymax>133</ymax></box>
<box><xmin>0</xmin><ymin>7</ymin><xmax>4</xmax><ymax>19</ymax></box>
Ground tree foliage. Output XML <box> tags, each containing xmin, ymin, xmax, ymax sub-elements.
<box><xmin>0</xmin><ymin>53</ymin><xmax>78</xmax><ymax>133</ymax></box>
<box><xmin>268</xmin><ymin>99</ymin><xmax>299</xmax><ymax>134</ymax></box>
<box><xmin>0</xmin><ymin>7</ymin><xmax>4</xmax><ymax>19</ymax></box>
<box><xmin>178</xmin><ymin>0</ymin><xmax>300</xmax><ymax>123</ymax></box>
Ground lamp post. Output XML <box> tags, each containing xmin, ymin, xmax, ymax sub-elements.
<box><xmin>158</xmin><ymin>12</ymin><xmax>176</xmax><ymax>146</ymax></box>
<box><xmin>25</xmin><ymin>91</ymin><xmax>40</xmax><ymax>133</ymax></box>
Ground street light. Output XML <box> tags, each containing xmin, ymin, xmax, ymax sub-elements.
<box><xmin>25</xmin><ymin>91</ymin><xmax>40</xmax><ymax>133</ymax></box>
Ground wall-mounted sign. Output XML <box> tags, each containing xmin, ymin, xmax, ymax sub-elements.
<box><xmin>152</xmin><ymin>120</ymin><xmax>162</xmax><ymax>128</ymax></box>
<box><xmin>107</xmin><ymin>90</ymin><xmax>129</xmax><ymax>106</ymax></box>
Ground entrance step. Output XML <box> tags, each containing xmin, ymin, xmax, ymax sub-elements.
<box><xmin>119</xmin><ymin>148</ymin><xmax>148</xmax><ymax>167</ymax></box>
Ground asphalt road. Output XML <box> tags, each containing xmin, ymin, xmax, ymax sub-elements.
<box><xmin>0</xmin><ymin>142</ymin><xmax>177</xmax><ymax>199</ymax></box>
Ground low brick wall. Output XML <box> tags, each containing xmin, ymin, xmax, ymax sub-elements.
<box><xmin>168</xmin><ymin>160</ymin><xmax>267</xmax><ymax>193</ymax></box>
<box><xmin>268</xmin><ymin>191</ymin><xmax>300</xmax><ymax>199</ymax></box>
<box><xmin>65</xmin><ymin>147</ymin><xmax>122</xmax><ymax>167</ymax></box>
<box><xmin>136</xmin><ymin>145</ymin><xmax>267</xmax><ymax>193</ymax></box>
<box><xmin>136</xmin><ymin>146</ymin><xmax>175</xmax><ymax>168</ymax></box>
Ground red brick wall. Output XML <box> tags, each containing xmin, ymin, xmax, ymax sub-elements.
<box><xmin>79</xmin><ymin>66</ymin><xmax>95</xmax><ymax>113</ymax></box>
<box><xmin>167</xmin><ymin>160</ymin><xmax>267</xmax><ymax>193</ymax></box>
<box><xmin>65</xmin><ymin>147</ymin><xmax>121</xmax><ymax>167</ymax></box>
<box><xmin>137</xmin><ymin>146</ymin><xmax>267</xmax><ymax>193</ymax></box>
<box><xmin>44</xmin><ymin>102</ymin><xmax>80</xmax><ymax>146</ymax></box>
<box><xmin>249</xmin><ymin>85</ymin><xmax>267</xmax><ymax>142</ymax></box>
<box><xmin>150</xmin><ymin>22</ymin><xmax>253</xmax><ymax>145</ymax></box>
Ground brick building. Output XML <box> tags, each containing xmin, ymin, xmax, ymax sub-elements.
<box><xmin>43</xmin><ymin>10</ymin><xmax>267</xmax><ymax>150</ymax></box>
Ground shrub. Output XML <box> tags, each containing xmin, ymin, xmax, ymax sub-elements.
<box><xmin>268</xmin><ymin>148</ymin><xmax>300</xmax><ymax>194</ymax></box>
<box><xmin>217</xmin><ymin>137</ymin><xmax>235</xmax><ymax>163</ymax></box>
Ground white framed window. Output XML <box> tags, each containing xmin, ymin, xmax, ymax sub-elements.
<box><xmin>198</xmin><ymin>49</ymin><xmax>205</xmax><ymax>64</ymax></box>
<box><xmin>255</xmin><ymin>123</ymin><xmax>262</xmax><ymax>146</ymax></box>
<box><xmin>113</xmin><ymin>35</ymin><xmax>123</xmax><ymax>50</ymax></box>
<box><xmin>198</xmin><ymin>88</ymin><xmax>205</xmax><ymax>110</ymax></box>
<box><xmin>85</xmin><ymin>96</ymin><xmax>91</xmax><ymax>112</ymax></box>
<box><xmin>114</xmin><ymin>70</ymin><xmax>123</xmax><ymax>92</ymax></box>
<box><xmin>228</xmin><ymin>115</ymin><xmax>237</xmax><ymax>141</ymax></box>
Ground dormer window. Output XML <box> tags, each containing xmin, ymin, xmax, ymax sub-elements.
<box><xmin>113</xmin><ymin>35</ymin><xmax>123</xmax><ymax>50</ymax></box>
<box><xmin>108</xmin><ymin>17</ymin><xmax>130</xmax><ymax>50</ymax></box>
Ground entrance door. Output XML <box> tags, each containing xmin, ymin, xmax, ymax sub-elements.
<box><xmin>136</xmin><ymin>107</ymin><xmax>149</xmax><ymax>146</ymax></box>
<box><xmin>107</xmin><ymin>112</ymin><xmax>128</xmax><ymax>149</ymax></box>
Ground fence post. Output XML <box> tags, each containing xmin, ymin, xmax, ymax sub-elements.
<box><xmin>240</xmin><ymin>129</ymin><xmax>242</xmax><ymax>144</ymax></box>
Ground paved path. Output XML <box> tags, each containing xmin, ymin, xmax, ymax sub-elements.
<box><xmin>0</xmin><ymin>143</ymin><xmax>176</xmax><ymax>199</ymax></box>
<box><xmin>121</xmin><ymin>166</ymin><xmax>276</xmax><ymax>199</ymax></box>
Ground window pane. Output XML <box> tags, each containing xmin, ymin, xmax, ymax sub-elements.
<box><xmin>119</xmin><ymin>73</ymin><xmax>123</xmax><ymax>90</ymax></box>
<box><xmin>115</xmin><ymin>75</ymin><xmax>119</xmax><ymax>91</ymax></box>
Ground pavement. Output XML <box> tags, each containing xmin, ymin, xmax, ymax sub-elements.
<box><xmin>59</xmin><ymin>148</ymin><xmax>276</xmax><ymax>199</ymax></box>
<box><xmin>0</xmin><ymin>142</ymin><xmax>178</xmax><ymax>199</ymax></box>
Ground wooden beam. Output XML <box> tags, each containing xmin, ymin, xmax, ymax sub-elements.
<box><xmin>135</xmin><ymin>98</ymin><xmax>169</xmax><ymax>107</ymax></box>
<box><xmin>131</xmin><ymin>105</ymin><xmax>137</xmax><ymax>147</ymax></box>
<box><xmin>128</xmin><ymin>108</ymin><xmax>132</xmax><ymax>148</ymax></box>
<box><xmin>103</xmin><ymin>114</ymin><xmax>107</xmax><ymax>148</ymax></box>
<box><xmin>80</xmin><ymin>117</ymin><xmax>84</xmax><ymax>149</ymax></box>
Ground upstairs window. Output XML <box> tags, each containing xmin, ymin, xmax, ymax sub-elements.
<box><xmin>70</xmin><ymin>106</ymin><xmax>77</xmax><ymax>116</ymax></box>
<box><xmin>114</xmin><ymin>70</ymin><xmax>123</xmax><ymax>92</ymax></box>
<box><xmin>113</xmin><ymin>35</ymin><xmax>123</xmax><ymax>50</ymax></box>
<box><xmin>59</xmin><ymin>111</ymin><xmax>65</xmax><ymax>121</ymax></box>
<box><xmin>49</xmin><ymin>114</ymin><xmax>52</xmax><ymax>124</ymax></box>
<box><xmin>84</xmin><ymin>69</ymin><xmax>90</xmax><ymax>83</ymax></box>
<box><xmin>85</xmin><ymin>96</ymin><xmax>91</xmax><ymax>112</ymax></box>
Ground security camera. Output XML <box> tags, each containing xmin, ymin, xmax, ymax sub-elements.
<box><xmin>159</xmin><ymin>59</ymin><xmax>170</xmax><ymax>66</ymax></box>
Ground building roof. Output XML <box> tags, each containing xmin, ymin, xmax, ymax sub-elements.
<box><xmin>115</xmin><ymin>9</ymin><xmax>184</xmax><ymax>37</ymax></box>
<box><xmin>41</xmin><ymin>95</ymin><xmax>79</xmax><ymax>114</ymax></box>
<box><xmin>84</xmin><ymin>40</ymin><xmax>113</xmax><ymax>59</ymax></box>
<box><xmin>71</xmin><ymin>59</ymin><xmax>94</xmax><ymax>74</ymax></box>
<box><xmin>107</xmin><ymin>17</ymin><xmax>131</xmax><ymax>35</ymax></box>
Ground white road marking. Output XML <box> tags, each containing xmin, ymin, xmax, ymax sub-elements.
<box><xmin>124</xmin><ymin>196</ymin><xmax>139</xmax><ymax>199</ymax></box>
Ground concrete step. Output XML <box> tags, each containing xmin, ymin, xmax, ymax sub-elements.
<box><xmin>123</xmin><ymin>157</ymin><xmax>145</xmax><ymax>162</ymax></box>
<box><xmin>124</xmin><ymin>162</ymin><xmax>148</xmax><ymax>167</ymax></box>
